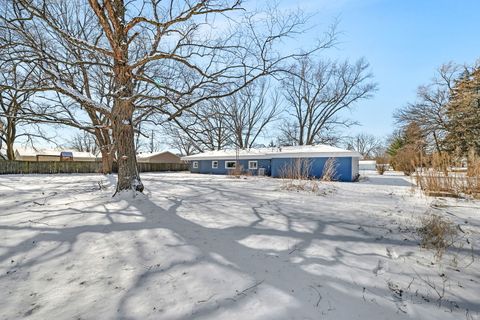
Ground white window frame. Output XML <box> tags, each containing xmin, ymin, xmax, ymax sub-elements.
<box><xmin>212</xmin><ymin>160</ymin><xmax>218</xmax><ymax>169</ymax></box>
<box><xmin>192</xmin><ymin>161</ymin><xmax>198</xmax><ymax>169</ymax></box>
<box><xmin>248</xmin><ymin>161</ymin><xmax>258</xmax><ymax>169</ymax></box>
<box><xmin>225</xmin><ymin>161</ymin><xmax>236</xmax><ymax>169</ymax></box>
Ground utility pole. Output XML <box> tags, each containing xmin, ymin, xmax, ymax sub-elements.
<box><xmin>150</xmin><ymin>130</ymin><xmax>154</xmax><ymax>153</ymax></box>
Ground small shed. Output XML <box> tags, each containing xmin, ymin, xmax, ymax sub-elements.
<box><xmin>181</xmin><ymin>145</ymin><xmax>362</xmax><ymax>182</ymax></box>
<box><xmin>137</xmin><ymin>151</ymin><xmax>182</xmax><ymax>164</ymax></box>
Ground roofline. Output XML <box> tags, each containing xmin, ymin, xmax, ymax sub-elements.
<box><xmin>137</xmin><ymin>151</ymin><xmax>179</xmax><ymax>158</ymax></box>
<box><xmin>181</xmin><ymin>152</ymin><xmax>362</xmax><ymax>161</ymax></box>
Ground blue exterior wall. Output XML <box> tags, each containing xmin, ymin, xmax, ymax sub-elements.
<box><xmin>189</xmin><ymin>159</ymin><xmax>271</xmax><ymax>175</ymax></box>
<box><xmin>188</xmin><ymin>156</ymin><xmax>356</xmax><ymax>181</ymax></box>
<box><xmin>270</xmin><ymin>157</ymin><xmax>353</xmax><ymax>181</ymax></box>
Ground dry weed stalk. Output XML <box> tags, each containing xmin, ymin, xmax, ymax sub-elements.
<box><xmin>279</xmin><ymin>158</ymin><xmax>319</xmax><ymax>192</ymax></box>
<box><xmin>321</xmin><ymin>158</ymin><xmax>338</xmax><ymax>181</ymax></box>
<box><xmin>227</xmin><ymin>163</ymin><xmax>243</xmax><ymax>178</ymax></box>
<box><xmin>415</xmin><ymin>152</ymin><xmax>480</xmax><ymax>199</ymax></box>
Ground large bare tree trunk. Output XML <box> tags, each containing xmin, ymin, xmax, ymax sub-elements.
<box><xmin>112</xmin><ymin>101</ymin><xmax>143</xmax><ymax>192</ymax></box>
<box><xmin>92</xmin><ymin>126</ymin><xmax>115</xmax><ymax>174</ymax></box>
<box><xmin>100</xmin><ymin>148</ymin><xmax>114</xmax><ymax>174</ymax></box>
<box><xmin>6</xmin><ymin>142</ymin><xmax>15</xmax><ymax>160</ymax></box>
<box><xmin>111</xmin><ymin>9</ymin><xmax>143</xmax><ymax>193</ymax></box>
<box><xmin>6</xmin><ymin>119</ymin><xmax>16</xmax><ymax>160</ymax></box>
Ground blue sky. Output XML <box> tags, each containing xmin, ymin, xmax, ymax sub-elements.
<box><xmin>273</xmin><ymin>0</ymin><xmax>480</xmax><ymax>138</ymax></box>
<box><xmin>20</xmin><ymin>0</ymin><xmax>480</xmax><ymax>150</ymax></box>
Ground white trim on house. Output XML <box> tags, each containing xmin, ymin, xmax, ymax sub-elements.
<box><xmin>192</xmin><ymin>161</ymin><xmax>198</xmax><ymax>168</ymax></box>
<box><xmin>248</xmin><ymin>161</ymin><xmax>258</xmax><ymax>169</ymax></box>
<box><xmin>181</xmin><ymin>145</ymin><xmax>362</xmax><ymax>161</ymax></box>
<box><xmin>225</xmin><ymin>161</ymin><xmax>236</xmax><ymax>169</ymax></box>
<box><xmin>212</xmin><ymin>160</ymin><xmax>218</xmax><ymax>169</ymax></box>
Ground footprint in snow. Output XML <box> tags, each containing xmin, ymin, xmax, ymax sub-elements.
<box><xmin>386</xmin><ymin>247</ymin><xmax>399</xmax><ymax>259</ymax></box>
<box><xmin>373</xmin><ymin>260</ymin><xmax>388</xmax><ymax>275</ymax></box>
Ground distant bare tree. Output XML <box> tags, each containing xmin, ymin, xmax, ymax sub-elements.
<box><xmin>280</xmin><ymin>57</ymin><xmax>377</xmax><ymax>146</ymax></box>
<box><xmin>394</xmin><ymin>63</ymin><xmax>461</xmax><ymax>154</ymax></box>
<box><xmin>0</xmin><ymin>60</ymin><xmax>45</xmax><ymax>160</ymax></box>
<box><xmin>163</xmin><ymin>123</ymin><xmax>197</xmax><ymax>156</ymax></box>
<box><xmin>170</xmin><ymin>101</ymin><xmax>231</xmax><ymax>152</ymax></box>
<box><xmin>344</xmin><ymin>133</ymin><xmax>383</xmax><ymax>159</ymax></box>
<box><xmin>69</xmin><ymin>131</ymin><xmax>98</xmax><ymax>154</ymax></box>
<box><xmin>166</xmin><ymin>80</ymin><xmax>280</xmax><ymax>152</ymax></box>
<box><xmin>220</xmin><ymin>80</ymin><xmax>281</xmax><ymax>149</ymax></box>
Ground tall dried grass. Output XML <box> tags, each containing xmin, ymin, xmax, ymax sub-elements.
<box><xmin>321</xmin><ymin>158</ymin><xmax>338</xmax><ymax>181</ymax></box>
<box><xmin>415</xmin><ymin>152</ymin><xmax>480</xmax><ymax>199</ymax></box>
<box><xmin>227</xmin><ymin>163</ymin><xmax>243</xmax><ymax>178</ymax></box>
<box><xmin>279</xmin><ymin>158</ymin><xmax>319</xmax><ymax>192</ymax></box>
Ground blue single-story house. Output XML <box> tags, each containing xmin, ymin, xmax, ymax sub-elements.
<box><xmin>181</xmin><ymin>145</ymin><xmax>362</xmax><ymax>182</ymax></box>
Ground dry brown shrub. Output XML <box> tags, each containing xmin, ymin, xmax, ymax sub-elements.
<box><xmin>416</xmin><ymin>152</ymin><xmax>480</xmax><ymax>199</ymax></box>
<box><xmin>375</xmin><ymin>156</ymin><xmax>389</xmax><ymax>175</ymax></box>
<box><xmin>393</xmin><ymin>145</ymin><xmax>419</xmax><ymax>176</ymax></box>
<box><xmin>227</xmin><ymin>163</ymin><xmax>243</xmax><ymax>178</ymax></box>
<box><xmin>376</xmin><ymin>164</ymin><xmax>387</xmax><ymax>175</ymax></box>
<box><xmin>418</xmin><ymin>213</ymin><xmax>458</xmax><ymax>259</ymax></box>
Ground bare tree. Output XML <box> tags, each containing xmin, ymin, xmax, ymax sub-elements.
<box><xmin>163</xmin><ymin>123</ymin><xmax>197</xmax><ymax>156</ymax></box>
<box><xmin>169</xmin><ymin>101</ymin><xmax>232</xmax><ymax>152</ymax></box>
<box><xmin>344</xmin><ymin>133</ymin><xmax>383</xmax><ymax>159</ymax></box>
<box><xmin>280</xmin><ymin>57</ymin><xmax>377</xmax><ymax>146</ymax></box>
<box><xmin>2</xmin><ymin>0</ymin><xmax>335</xmax><ymax>193</ymax></box>
<box><xmin>69</xmin><ymin>131</ymin><xmax>98</xmax><ymax>154</ymax></box>
<box><xmin>165</xmin><ymin>80</ymin><xmax>280</xmax><ymax>152</ymax></box>
<box><xmin>394</xmin><ymin>63</ymin><xmax>461</xmax><ymax>154</ymax></box>
<box><xmin>220</xmin><ymin>80</ymin><xmax>280</xmax><ymax>149</ymax></box>
<box><xmin>0</xmin><ymin>60</ymin><xmax>45</xmax><ymax>160</ymax></box>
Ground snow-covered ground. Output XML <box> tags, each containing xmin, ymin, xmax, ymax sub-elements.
<box><xmin>0</xmin><ymin>172</ymin><xmax>479</xmax><ymax>320</ymax></box>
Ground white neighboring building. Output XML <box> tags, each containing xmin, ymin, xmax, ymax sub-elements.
<box><xmin>14</xmin><ymin>147</ymin><xmax>99</xmax><ymax>162</ymax></box>
<box><xmin>359</xmin><ymin>160</ymin><xmax>377</xmax><ymax>171</ymax></box>
<box><xmin>137</xmin><ymin>151</ymin><xmax>182</xmax><ymax>164</ymax></box>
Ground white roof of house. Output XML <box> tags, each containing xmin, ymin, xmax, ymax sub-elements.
<box><xmin>137</xmin><ymin>151</ymin><xmax>178</xmax><ymax>159</ymax></box>
<box><xmin>181</xmin><ymin>145</ymin><xmax>362</xmax><ymax>161</ymax></box>
<box><xmin>15</xmin><ymin>147</ymin><xmax>98</xmax><ymax>159</ymax></box>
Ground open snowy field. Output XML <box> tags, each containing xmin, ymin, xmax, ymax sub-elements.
<box><xmin>0</xmin><ymin>172</ymin><xmax>479</xmax><ymax>320</ymax></box>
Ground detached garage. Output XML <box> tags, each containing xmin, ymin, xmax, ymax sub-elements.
<box><xmin>181</xmin><ymin>145</ymin><xmax>362</xmax><ymax>182</ymax></box>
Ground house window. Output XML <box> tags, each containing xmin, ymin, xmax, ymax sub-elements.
<box><xmin>192</xmin><ymin>161</ymin><xmax>198</xmax><ymax>169</ymax></box>
<box><xmin>248</xmin><ymin>161</ymin><xmax>258</xmax><ymax>169</ymax></box>
<box><xmin>225</xmin><ymin>161</ymin><xmax>236</xmax><ymax>169</ymax></box>
<box><xmin>212</xmin><ymin>161</ymin><xmax>218</xmax><ymax>169</ymax></box>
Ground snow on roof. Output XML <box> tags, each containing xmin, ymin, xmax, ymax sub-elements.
<box><xmin>181</xmin><ymin>145</ymin><xmax>362</xmax><ymax>161</ymax></box>
<box><xmin>14</xmin><ymin>147</ymin><xmax>98</xmax><ymax>159</ymax></box>
<box><xmin>137</xmin><ymin>151</ymin><xmax>177</xmax><ymax>159</ymax></box>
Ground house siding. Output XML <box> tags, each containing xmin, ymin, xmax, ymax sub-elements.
<box><xmin>270</xmin><ymin>157</ymin><xmax>355</xmax><ymax>181</ymax></box>
<box><xmin>191</xmin><ymin>159</ymin><xmax>271</xmax><ymax>175</ymax></box>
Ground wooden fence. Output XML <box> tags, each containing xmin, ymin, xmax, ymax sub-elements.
<box><xmin>0</xmin><ymin>160</ymin><xmax>188</xmax><ymax>175</ymax></box>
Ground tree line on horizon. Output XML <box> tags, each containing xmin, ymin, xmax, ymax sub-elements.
<box><xmin>387</xmin><ymin>61</ymin><xmax>480</xmax><ymax>175</ymax></box>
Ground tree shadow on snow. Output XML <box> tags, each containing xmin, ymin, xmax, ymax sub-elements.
<box><xmin>0</xmin><ymin>174</ymin><xmax>478</xmax><ymax>319</ymax></box>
